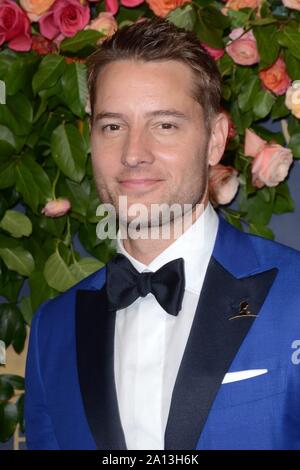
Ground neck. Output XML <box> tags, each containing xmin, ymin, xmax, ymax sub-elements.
<box><xmin>120</xmin><ymin>193</ymin><xmax>209</xmax><ymax>265</ymax></box>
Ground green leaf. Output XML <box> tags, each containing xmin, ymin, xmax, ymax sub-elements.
<box><xmin>69</xmin><ymin>257</ymin><xmax>104</xmax><ymax>282</ymax></box>
<box><xmin>58</xmin><ymin>178</ymin><xmax>89</xmax><ymax>217</ymax></box>
<box><xmin>278</xmin><ymin>26</ymin><xmax>300</xmax><ymax>60</ymax></box>
<box><xmin>0</xmin><ymin>263</ymin><xmax>23</xmax><ymax>303</ymax></box>
<box><xmin>201</xmin><ymin>6</ymin><xmax>231</xmax><ymax>30</ymax></box>
<box><xmin>226</xmin><ymin>8</ymin><xmax>252</xmax><ymax>28</ymax></box>
<box><xmin>253</xmin><ymin>90</ymin><xmax>276</xmax><ymax>119</ymax></box>
<box><xmin>0</xmin><ymin>235</ymin><xmax>35</xmax><ymax>277</ymax></box>
<box><xmin>288</xmin><ymin>114</ymin><xmax>300</xmax><ymax>136</ymax></box>
<box><xmin>60</xmin><ymin>30</ymin><xmax>103</xmax><ymax>52</ymax></box>
<box><xmin>0</xmin><ymin>374</ymin><xmax>24</xmax><ymax>391</ymax></box>
<box><xmin>0</xmin><ymin>210</ymin><xmax>32</xmax><ymax>238</ymax></box>
<box><xmin>44</xmin><ymin>251</ymin><xmax>77</xmax><ymax>292</ymax></box>
<box><xmin>0</xmin><ymin>125</ymin><xmax>17</xmax><ymax>157</ymax></box>
<box><xmin>273</xmin><ymin>182</ymin><xmax>295</xmax><ymax>214</ymax></box>
<box><xmin>195</xmin><ymin>15</ymin><xmax>224</xmax><ymax>49</ymax></box>
<box><xmin>19</xmin><ymin>296</ymin><xmax>34</xmax><ymax>325</ymax></box>
<box><xmin>271</xmin><ymin>95</ymin><xmax>290</xmax><ymax>120</ymax></box>
<box><xmin>218</xmin><ymin>54</ymin><xmax>234</xmax><ymax>77</ymax></box>
<box><xmin>284</xmin><ymin>48</ymin><xmax>300</xmax><ymax>80</ymax></box>
<box><xmin>238</xmin><ymin>75</ymin><xmax>261</xmax><ymax>113</ymax></box>
<box><xmin>0</xmin><ymin>50</ymin><xmax>39</xmax><ymax>96</ymax></box>
<box><xmin>0</xmin><ymin>93</ymin><xmax>32</xmax><ymax>136</ymax></box>
<box><xmin>230</xmin><ymin>101</ymin><xmax>253</xmax><ymax>134</ymax></box>
<box><xmin>248</xmin><ymin>223</ymin><xmax>275</xmax><ymax>240</ymax></box>
<box><xmin>0</xmin><ymin>245</ymin><xmax>35</xmax><ymax>277</ymax></box>
<box><xmin>224</xmin><ymin>213</ymin><xmax>243</xmax><ymax>230</ymax></box>
<box><xmin>253</xmin><ymin>25</ymin><xmax>280</xmax><ymax>69</ymax></box>
<box><xmin>239</xmin><ymin>187</ymin><xmax>274</xmax><ymax>226</ymax></box>
<box><xmin>16</xmin><ymin>394</ymin><xmax>24</xmax><ymax>433</ymax></box>
<box><xmin>32</xmin><ymin>55</ymin><xmax>66</xmax><ymax>95</ymax></box>
<box><xmin>15</xmin><ymin>153</ymin><xmax>52</xmax><ymax>212</ymax></box>
<box><xmin>61</xmin><ymin>62</ymin><xmax>88</xmax><ymax>119</ymax></box>
<box><xmin>29</xmin><ymin>270</ymin><xmax>58</xmax><ymax>312</ymax></box>
<box><xmin>0</xmin><ymin>402</ymin><xmax>18</xmax><ymax>442</ymax></box>
<box><xmin>0</xmin><ymin>159</ymin><xmax>17</xmax><ymax>189</ymax></box>
<box><xmin>167</xmin><ymin>4</ymin><xmax>197</xmax><ymax>31</ymax></box>
<box><xmin>288</xmin><ymin>132</ymin><xmax>300</xmax><ymax>158</ymax></box>
<box><xmin>78</xmin><ymin>223</ymin><xmax>117</xmax><ymax>263</ymax></box>
<box><xmin>12</xmin><ymin>315</ymin><xmax>26</xmax><ymax>354</ymax></box>
<box><xmin>0</xmin><ymin>303</ymin><xmax>23</xmax><ymax>346</ymax></box>
<box><xmin>51</xmin><ymin>123</ymin><xmax>87</xmax><ymax>182</ymax></box>
<box><xmin>0</xmin><ymin>381</ymin><xmax>14</xmax><ymax>402</ymax></box>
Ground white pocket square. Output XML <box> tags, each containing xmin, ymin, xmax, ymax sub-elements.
<box><xmin>222</xmin><ymin>369</ymin><xmax>268</xmax><ymax>384</ymax></box>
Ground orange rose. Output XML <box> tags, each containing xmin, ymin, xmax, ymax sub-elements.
<box><xmin>222</xmin><ymin>0</ymin><xmax>262</xmax><ymax>15</ymax></box>
<box><xmin>20</xmin><ymin>0</ymin><xmax>56</xmax><ymax>22</ymax></box>
<box><xmin>259</xmin><ymin>57</ymin><xmax>291</xmax><ymax>96</ymax></box>
<box><xmin>84</xmin><ymin>12</ymin><xmax>118</xmax><ymax>45</ymax></box>
<box><xmin>145</xmin><ymin>0</ymin><xmax>192</xmax><ymax>18</ymax></box>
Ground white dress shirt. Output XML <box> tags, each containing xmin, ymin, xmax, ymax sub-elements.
<box><xmin>113</xmin><ymin>202</ymin><xmax>219</xmax><ymax>450</ymax></box>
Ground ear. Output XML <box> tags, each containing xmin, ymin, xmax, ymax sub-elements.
<box><xmin>207</xmin><ymin>112</ymin><xmax>229</xmax><ymax>167</ymax></box>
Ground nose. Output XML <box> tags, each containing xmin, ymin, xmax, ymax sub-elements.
<box><xmin>121</xmin><ymin>128</ymin><xmax>154</xmax><ymax>167</ymax></box>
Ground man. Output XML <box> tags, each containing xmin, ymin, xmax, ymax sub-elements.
<box><xmin>25</xmin><ymin>17</ymin><xmax>300</xmax><ymax>450</ymax></box>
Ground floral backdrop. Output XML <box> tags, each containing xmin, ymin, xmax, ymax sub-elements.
<box><xmin>1</xmin><ymin>0</ymin><xmax>300</xmax><ymax>442</ymax></box>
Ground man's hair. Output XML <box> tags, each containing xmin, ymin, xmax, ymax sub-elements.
<box><xmin>86</xmin><ymin>17</ymin><xmax>222</xmax><ymax>135</ymax></box>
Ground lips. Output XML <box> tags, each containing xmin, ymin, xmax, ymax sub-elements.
<box><xmin>119</xmin><ymin>179</ymin><xmax>163</xmax><ymax>189</ymax></box>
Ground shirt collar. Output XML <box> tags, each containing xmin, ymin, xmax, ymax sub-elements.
<box><xmin>116</xmin><ymin>202</ymin><xmax>219</xmax><ymax>295</ymax></box>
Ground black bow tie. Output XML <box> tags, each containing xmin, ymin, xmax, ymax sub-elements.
<box><xmin>105</xmin><ymin>253</ymin><xmax>185</xmax><ymax>316</ymax></box>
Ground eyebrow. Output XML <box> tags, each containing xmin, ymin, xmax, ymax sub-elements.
<box><xmin>94</xmin><ymin>109</ymin><xmax>189</xmax><ymax>122</ymax></box>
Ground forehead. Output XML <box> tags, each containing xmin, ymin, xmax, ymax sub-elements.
<box><xmin>93</xmin><ymin>59</ymin><xmax>199</xmax><ymax>112</ymax></box>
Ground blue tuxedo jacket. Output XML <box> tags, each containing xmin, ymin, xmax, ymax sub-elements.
<box><xmin>25</xmin><ymin>215</ymin><xmax>300</xmax><ymax>450</ymax></box>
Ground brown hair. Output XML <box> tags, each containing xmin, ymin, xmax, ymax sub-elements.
<box><xmin>86</xmin><ymin>17</ymin><xmax>222</xmax><ymax>135</ymax></box>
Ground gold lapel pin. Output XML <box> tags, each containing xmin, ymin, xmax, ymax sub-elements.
<box><xmin>229</xmin><ymin>300</ymin><xmax>258</xmax><ymax>321</ymax></box>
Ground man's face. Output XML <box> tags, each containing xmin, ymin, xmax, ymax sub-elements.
<box><xmin>90</xmin><ymin>59</ymin><xmax>212</xmax><ymax>227</ymax></box>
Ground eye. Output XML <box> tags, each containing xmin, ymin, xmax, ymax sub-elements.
<box><xmin>159</xmin><ymin>123</ymin><xmax>177</xmax><ymax>130</ymax></box>
<box><xmin>101</xmin><ymin>124</ymin><xmax>121</xmax><ymax>132</ymax></box>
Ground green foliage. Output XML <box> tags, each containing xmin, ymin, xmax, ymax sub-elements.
<box><xmin>0</xmin><ymin>0</ymin><xmax>299</xmax><ymax>442</ymax></box>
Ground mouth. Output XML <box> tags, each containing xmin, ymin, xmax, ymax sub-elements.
<box><xmin>118</xmin><ymin>179</ymin><xmax>164</xmax><ymax>190</ymax></box>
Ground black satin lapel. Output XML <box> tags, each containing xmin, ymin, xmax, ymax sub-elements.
<box><xmin>75</xmin><ymin>288</ymin><xmax>127</xmax><ymax>450</ymax></box>
<box><xmin>164</xmin><ymin>257</ymin><xmax>278</xmax><ymax>450</ymax></box>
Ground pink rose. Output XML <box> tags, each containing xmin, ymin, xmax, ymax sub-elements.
<box><xmin>19</xmin><ymin>0</ymin><xmax>56</xmax><ymax>22</ymax></box>
<box><xmin>282</xmin><ymin>0</ymin><xmax>300</xmax><ymax>11</ymax></box>
<box><xmin>201</xmin><ymin>42</ymin><xmax>225</xmax><ymax>61</ymax></box>
<box><xmin>41</xmin><ymin>198</ymin><xmax>71</xmax><ymax>217</ymax></box>
<box><xmin>39</xmin><ymin>0</ymin><xmax>90</xmax><ymax>40</ymax></box>
<box><xmin>0</xmin><ymin>0</ymin><xmax>31</xmax><ymax>51</ymax></box>
<box><xmin>259</xmin><ymin>57</ymin><xmax>291</xmax><ymax>96</ymax></box>
<box><xmin>84</xmin><ymin>11</ymin><xmax>117</xmax><ymax>45</ymax></box>
<box><xmin>209</xmin><ymin>164</ymin><xmax>240</xmax><ymax>206</ymax></box>
<box><xmin>105</xmin><ymin>0</ymin><xmax>144</xmax><ymax>15</ymax></box>
<box><xmin>222</xmin><ymin>0</ymin><xmax>262</xmax><ymax>15</ymax></box>
<box><xmin>244</xmin><ymin>128</ymin><xmax>293</xmax><ymax>188</ymax></box>
<box><xmin>225</xmin><ymin>28</ymin><xmax>260</xmax><ymax>66</ymax></box>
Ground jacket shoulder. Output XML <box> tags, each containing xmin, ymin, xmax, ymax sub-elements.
<box><xmin>32</xmin><ymin>264</ymin><xmax>107</xmax><ymax>330</ymax></box>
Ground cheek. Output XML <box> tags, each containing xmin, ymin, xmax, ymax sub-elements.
<box><xmin>91</xmin><ymin>139</ymin><xmax>119</xmax><ymax>176</ymax></box>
